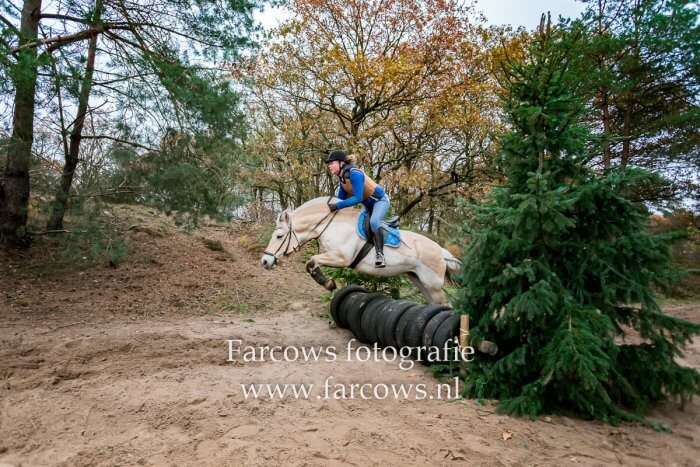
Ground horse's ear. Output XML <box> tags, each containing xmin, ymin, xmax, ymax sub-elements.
<box><xmin>281</xmin><ymin>209</ymin><xmax>291</xmax><ymax>224</ymax></box>
<box><xmin>275</xmin><ymin>209</ymin><xmax>290</xmax><ymax>225</ymax></box>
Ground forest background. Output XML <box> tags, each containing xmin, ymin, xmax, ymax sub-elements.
<box><xmin>0</xmin><ymin>0</ymin><xmax>697</xmax><ymax>285</ymax></box>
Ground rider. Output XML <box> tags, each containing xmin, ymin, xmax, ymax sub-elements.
<box><xmin>326</xmin><ymin>150</ymin><xmax>390</xmax><ymax>268</ymax></box>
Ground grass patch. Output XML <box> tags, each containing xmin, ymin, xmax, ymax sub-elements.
<box><xmin>218</xmin><ymin>297</ymin><xmax>250</xmax><ymax>314</ymax></box>
<box><xmin>200</xmin><ymin>237</ymin><xmax>226</xmax><ymax>252</ymax></box>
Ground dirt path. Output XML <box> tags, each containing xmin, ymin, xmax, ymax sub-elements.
<box><xmin>1</xmin><ymin>215</ymin><xmax>698</xmax><ymax>466</ymax></box>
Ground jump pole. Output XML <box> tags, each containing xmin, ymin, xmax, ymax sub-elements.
<box><xmin>459</xmin><ymin>314</ymin><xmax>469</xmax><ymax>378</ymax></box>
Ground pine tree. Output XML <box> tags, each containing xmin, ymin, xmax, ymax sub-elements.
<box><xmin>455</xmin><ymin>16</ymin><xmax>700</xmax><ymax>425</ymax></box>
<box><xmin>573</xmin><ymin>0</ymin><xmax>699</xmax><ymax>203</ymax></box>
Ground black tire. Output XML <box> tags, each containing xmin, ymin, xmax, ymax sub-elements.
<box><xmin>361</xmin><ymin>296</ymin><xmax>393</xmax><ymax>344</ymax></box>
<box><xmin>405</xmin><ymin>304</ymin><xmax>451</xmax><ymax>349</ymax></box>
<box><xmin>372</xmin><ymin>299</ymin><xmax>399</xmax><ymax>347</ymax></box>
<box><xmin>330</xmin><ymin>285</ymin><xmax>365</xmax><ymax>328</ymax></box>
<box><xmin>422</xmin><ymin>310</ymin><xmax>452</xmax><ymax>349</ymax></box>
<box><xmin>395</xmin><ymin>304</ymin><xmax>424</xmax><ymax>349</ymax></box>
<box><xmin>347</xmin><ymin>293</ymin><xmax>384</xmax><ymax>343</ymax></box>
<box><xmin>340</xmin><ymin>291</ymin><xmax>367</xmax><ymax>331</ymax></box>
<box><xmin>432</xmin><ymin>314</ymin><xmax>460</xmax><ymax>352</ymax></box>
<box><xmin>378</xmin><ymin>301</ymin><xmax>415</xmax><ymax>348</ymax></box>
<box><xmin>371</xmin><ymin>298</ymin><xmax>402</xmax><ymax>346</ymax></box>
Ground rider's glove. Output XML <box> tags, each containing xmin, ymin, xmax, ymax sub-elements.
<box><xmin>329</xmin><ymin>203</ymin><xmax>339</xmax><ymax>212</ymax></box>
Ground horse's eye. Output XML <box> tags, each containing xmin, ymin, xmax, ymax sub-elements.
<box><xmin>276</xmin><ymin>234</ymin><xmax>283</xmax><ymax>239</ymax></box>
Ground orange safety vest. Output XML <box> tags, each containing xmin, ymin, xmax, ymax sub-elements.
<box><xmin>339</xmin><ymin>165</ymin><xmax>379</xmax><ymax>201</ymax></box>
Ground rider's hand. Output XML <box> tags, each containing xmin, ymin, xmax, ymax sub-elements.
<box><xmin>329</xmin><ymin>203</ymin><xmax>339</xmax><ymax>212</ymax></box>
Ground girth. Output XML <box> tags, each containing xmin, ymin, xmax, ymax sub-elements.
<box><xmin>348</xmin><ymin>213</ymin><xmax>400</xmax><ymax>269</ymax></box>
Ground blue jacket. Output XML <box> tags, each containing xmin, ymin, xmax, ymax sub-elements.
<box><xmin>336</xmin><ymin>165</ymin><xmax>386</xmax><ymax>210</ymax></box>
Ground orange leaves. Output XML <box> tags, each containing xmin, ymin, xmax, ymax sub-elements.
<box><xmin>260</xmin><ymin>0</ymin><xmax>482</xmax><ymax>120</ymax></box>
<box><xmin>245</xmin><ymin>0</ymin><xmax>518</xmax><ymax>215</ymax></box>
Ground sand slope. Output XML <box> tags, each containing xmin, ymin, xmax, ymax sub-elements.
<box><xmin>1</xmin><ymin>215</ymin><xmax>698</xmax><ymax>466</ymax></box>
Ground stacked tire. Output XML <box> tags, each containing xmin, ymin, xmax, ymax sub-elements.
<box><xmin>329</xmin><ymin>285</ymin><xmax>463</xmax><ymax>364</ymax></box>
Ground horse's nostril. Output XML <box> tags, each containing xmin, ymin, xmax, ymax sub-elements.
<box><xmin>261</xmin><ymin>254</ymin><xmax>276</xmax><ymax>270</ymax></box>
<box><xmin>261</xmin><ymin>256</ymin><xmax>274</xmax><ymax>269</ymax></box>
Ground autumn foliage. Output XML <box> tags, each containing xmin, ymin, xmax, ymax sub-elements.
<box><xmin>247</xmin><ymin>0</ymin><xmax>521</xmax><ymax>228</ymax></box>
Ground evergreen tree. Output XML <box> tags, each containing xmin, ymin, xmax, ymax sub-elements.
<box><xmin>136</xmin><ymin>128</ymin><xmax>249</xmax><ymax>225</ymax></box>
<box><xmin>573</xmin><ymin>0</ymin><xmax>699</xmax><ymax>204</ymax></box>
<box><xmin>455</xmin><ymin>16</ymin><xmax>700</xmax><ymax>424</ymax></box>
<box><xmin>1</xmin><ymin>0</ymin><xmax>258</xmax><ymax>245</ymax></box>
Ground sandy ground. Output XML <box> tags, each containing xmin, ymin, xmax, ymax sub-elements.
<box><xmin>1</xmin><ymin>211</ymin><xmax>698</xmax><ymax>466</ymax></box>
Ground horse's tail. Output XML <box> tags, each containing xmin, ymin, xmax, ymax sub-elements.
<box><xmin>442</xmin><ymin>248</ymin><xmax>462</xmax><ymax>286</ymax></box>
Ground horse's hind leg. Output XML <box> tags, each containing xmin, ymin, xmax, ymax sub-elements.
<box><xmin>406</xmin><ymin>271</ymin><xmax>446</xmax><ymax>305</ymax></box>
<box><xmin>305</xmin><ymin>250</ymin><xmax>349</xmax><ymax>291</ymax></box>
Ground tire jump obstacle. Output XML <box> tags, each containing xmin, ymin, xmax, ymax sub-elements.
<box><xmin>330</xmin><ymin>285</ymin><xmax>498</xmax><ymax>364</ymax></box>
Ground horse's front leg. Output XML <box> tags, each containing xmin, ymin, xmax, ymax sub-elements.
<box><xmin>305</xmin><ymin>250</ymin><xmax>349</xmax><ymax>291</ymax></box>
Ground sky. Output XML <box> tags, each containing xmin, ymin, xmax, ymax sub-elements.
<box><xmin>254</xmin><ymin>0</ymin><xmax>588</xmax><ymax>31</ymax></box>
<box><xmin>477</xmin><ymin>0</ymin><xmax>586</xmax><ymax>29</ymax></box>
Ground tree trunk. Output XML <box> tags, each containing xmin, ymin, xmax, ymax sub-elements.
<box><xmin>596</xmin><ymin>0</ymin><xmax>612</xmax><ymax>170</ymax></box>
<box><xmin>621</xmin><ymin>101</ymin><xmax>632</xmax><ymax>170</ymax></box>
<box><xmin>277</xmin><ymin>187</ymin><xmax>287</xmax><ymax>210</ymax></box>
<box><xmin>47</xmin><ymin>0</ymin><xmax>101</xmax><ymax>230</ymax></box>
<box><xmin>601</xmin><ymin>88</ymin><xmax>611</xmax><ymax>169</ymax></box>
<box><xmin>1</xmin><ymin>0</ymin><xmax>42</xmax><ymax>249</ymax></box>
<box><xmin>621</xmin><ymin>1</ymin><xmax>640</xmax><ymax>171</ymax></box>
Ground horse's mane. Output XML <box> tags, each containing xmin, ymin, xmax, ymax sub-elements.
<box><xmin>292</xmin><ymin>196</ymin><xmax>337</xmax><ymax>213</ymax></box>
<box><xmin>275</xmin><ymin>197</ymin><xmax>337</xmax><ymax>225</ymax></box>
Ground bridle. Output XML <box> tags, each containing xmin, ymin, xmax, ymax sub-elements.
<box><xmin>264</xmin><ymin>201</ymin><xmax>339</xmax><ymax>262</ymax></box>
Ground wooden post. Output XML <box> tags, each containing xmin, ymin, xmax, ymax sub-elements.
<box><xmin>459</xmin><ymin>314</ymin><xmax>469</xmax><ymax>378</ymax></box>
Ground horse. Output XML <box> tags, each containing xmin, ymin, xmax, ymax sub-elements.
<box><xmin>260</xmin><ymin>196</ymin><xmax>461</xmax><ymax>304</ymax></box>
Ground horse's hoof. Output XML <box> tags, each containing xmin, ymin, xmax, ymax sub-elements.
<box><xmin>324</xmin><ymin>278</ymin><xmax>337</xmax><ymax>291</ymax></box>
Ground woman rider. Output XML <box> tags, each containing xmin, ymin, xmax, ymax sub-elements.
<box><xmin>325</xmin><ymin>149</ymin><xmax>390</xmax><ymax>268</ymax></box>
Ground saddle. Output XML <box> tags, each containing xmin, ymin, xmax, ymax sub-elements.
<box><xmin>349</xmin><ymin>212</ymin><xmax>401</xmax><ymax>269</ymax></box>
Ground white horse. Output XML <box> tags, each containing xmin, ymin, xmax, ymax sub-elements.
<box><xmin>261</xmin><ymin>197</ymin><xmax>461</xmax><ymax>304</ymax></box>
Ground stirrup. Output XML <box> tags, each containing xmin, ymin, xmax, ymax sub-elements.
<box><xmin>374</xmin><ymin>252</ymin><xmax>386</xmax><ymax>268</ymax></box>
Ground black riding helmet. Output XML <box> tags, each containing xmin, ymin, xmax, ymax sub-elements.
<box><xmin>325</xmin><ymin>150</ymin><xmax>347</xmax><ymax>163</ymax></box>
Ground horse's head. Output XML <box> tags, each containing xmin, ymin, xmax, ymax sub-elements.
<box><xmin>261</xmin><ymin>209</ymin><xmax>296</xmax><ymax>269</ymax></box>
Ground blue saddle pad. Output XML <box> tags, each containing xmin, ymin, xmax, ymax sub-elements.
<box><xmin>357</xmin><ymin>210</ymin><xmax>401</xmax><ymax>248</ymax></box>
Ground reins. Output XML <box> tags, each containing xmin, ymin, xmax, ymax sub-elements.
<box><xmin>293</xmin><ymin>209</ymin><xmax>339</xmax><ymax>253</ymax></box>
<box><xmin>264</xmin><ymin>198</ymin><xmax>339</xmax><ymax>259</ymax></box>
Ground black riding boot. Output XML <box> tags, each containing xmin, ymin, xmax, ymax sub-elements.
<box><xmin>372</xmin><ymin>229</ymin><xmax>386</xmax><ymax>268</ymax></box>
